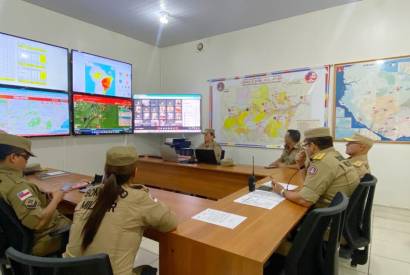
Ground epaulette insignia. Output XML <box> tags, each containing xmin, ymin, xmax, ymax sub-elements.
<box><xmin>353</xmin><ymin>161</ymin><xmax>363</xmax><ymax>167</ymax></box>
<box><xmin>313</xmin><ymin>153</ymin><xmax>326</xmax><ymax>160</ymax></box>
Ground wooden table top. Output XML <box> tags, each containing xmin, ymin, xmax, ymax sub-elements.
<box><xmin>170</xmin><ymin>168</ymin><xmax>307</xmax><ymax>263</ymax></box>
<box><xmin>138</xmin><ymin>157</ymin><xmax>274</xmax><ymax>177</ymax></box>
<box><xmin>28</xmin><ymin>165</ymin><xmax>308</xmax><ymax>264</ymax></box>
<box><xmin>27</xmin><ymin>171</ymin><xmax>213</xmax><ymax>223</ymax></box>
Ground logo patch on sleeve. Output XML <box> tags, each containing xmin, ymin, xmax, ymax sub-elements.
<box><xmin>307</xmin><ymin>166</ymin><xmax>318</xmax><ymax>175</ymax></box>
<box><xmin>24</xmin><ymin>198</ymin><xmax>38</xmax><ymax>209</ymax></box>
<box><xmin>17</xmin><ymin>189</ymin><xmax>33</xmax><ymax>201</ymax></box>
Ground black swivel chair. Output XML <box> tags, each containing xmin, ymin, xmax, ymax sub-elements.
<box><xmin>340</xmin><ymin>173</ymin><xmax>377</xmax><ymax>266</ymax></box>
<box><xmin>265</xmin><ymin>192</ymin><xmax>349</xmax><ymax>275</ymax></box>
<box><xmin>6</xmin><ymin>247</ymin><xmax>113</xmax><ymax>275</ymax></box>
<box><xmin>0</xmin><ymin>198</ymin><xmax>70</xmax><ymax>274</ymax></box>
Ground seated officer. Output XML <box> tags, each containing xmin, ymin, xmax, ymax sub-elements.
<box><xmin>344</xmin><ymin>133</ymin><xmax>374</xmax><ymax>179</ymax></box>
<box><xmin>0</xmin><ymin>133</ymin><xmax>71</xmax><ymax>256</ymax></box>
<box><xmin>197</xmin><ymin>128</ymin><xmax>222</xmax><ymax>162</ymax></box>
<box><xmin>65</xmin><ymin>146</ymin><xmax>177</xmax><ymax>275</ymax></box>
<box><xmin>271</xmin><ymin>127</ymin><xmax>359</xmax><ymax>208</ymax></box>
<box><xmin>268</xmin><ymin>129</ymin><xmax>302</xmax><ymax>169</ymax></box>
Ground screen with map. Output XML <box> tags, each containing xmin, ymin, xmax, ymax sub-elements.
<box><xmin>72</xmin><ymin>50</ymin><xmax>132</xmax><ymax>98</ymax></box>
<box><xmin>0</xmin><ymin>32</ymin><xmax>68</xmax><ymax>91</ymax></box>
<box><xmin>133</xmin><ymin>94</ymin><xmax>201</xmax><ymax>133</ymax></box>
<box><xmin>0</xmin><ymin>87</ymin><xmax>70</xmax><ymax>136</ymax></box>
<box><xmin>73</xmin><ymin>93</ymin><xmax>133</xmax><ymax>135</ymax></box>
<box><xmin>335</xmin><ymin>57</ymin><xmax>410</xmax><ymax>142</ymax></box>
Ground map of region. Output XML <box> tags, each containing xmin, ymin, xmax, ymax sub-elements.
<box><xmin>74</xmin><ymin>101</ymin><xmax>131</xmax><ymax>130</ymax></box>
<box><xmin>335</xmin><ymin>57</ymin><xmax>410</xmax><ymax>142</ymax></box>
<box><xmin>211</xmin><ymin>67</ymin><xmax>329</xmax><ymax>147</ymax></box>
<box><xmin>85</xmin><ymin>62</ymin><xmax>116</xmax><ymax>96</ymax></box>
<box><xmin>0</xmin><ymin>90</ymin><xmax>69</xmax><ymax>136</ymax></box>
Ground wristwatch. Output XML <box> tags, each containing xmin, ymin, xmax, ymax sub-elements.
<box><xmin>280</xmin><ymin>188</ymin><xmax>287</xmax><ymax>197</ymax></box>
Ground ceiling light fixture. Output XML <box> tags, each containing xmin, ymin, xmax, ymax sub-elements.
<box><xmin>159</xmin><ymin>11</ymin><xmax>169</xmax><ymax>25</ymax></box>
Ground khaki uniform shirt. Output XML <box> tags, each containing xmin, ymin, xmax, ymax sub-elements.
<box><xmin>64</xmin><ymin>184</ymin><xmax>177</xmax><ymax>275</ymax></box>
<box><xmin>299</xmin><ymin>147</ymin><xmax>359</xmax><ymax>208</ymax></box>
<box><xmin>279</xmin><ymin>143</ymin><xmax>302</xmax><ymax>165</ymax></box>
<box><xmin>348</xmin><ymin>154</ymin><xmax>370</xmax><ymax>179</ymax></box>
<box><xmin>197</xmin><ymin>141</ymin><xmax>222</xmax><ymax>161</ymax></box>
<box><xmin>0</xmin><ymin>164</ymin><xmax>71</xmax><ymax>256</ymax></box>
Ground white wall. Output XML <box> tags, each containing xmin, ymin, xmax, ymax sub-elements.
<box><xmin>0</xmin><ymin>0</ymin><xmax>162</xmax><ymax>175</ymax></box>
<box><xmin>160</xmin><ymin>0</ymin><xmax>410</xmax><ymax>209</ymax></box>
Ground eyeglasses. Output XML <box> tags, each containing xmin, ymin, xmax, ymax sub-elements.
<box><xmin>17</xmin><ymin>153</ymin><xmax>30</xmax><ymax>161</ymax></box>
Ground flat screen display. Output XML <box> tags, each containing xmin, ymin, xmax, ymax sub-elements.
<box><xmin>73</xmin><ymin>93</ymin><xmax>133</xmax><ymax>135</ymax></box>
<box><xmin>0</xmin><ymin>32</ymin><xmax>68</xmax><ymax>91</ymax></box>
<box><xmin>72</xmin><ymin>50</ymin><xmax>132</xmax><ymax>98</ymax></box>
<box><xmin>133</xmin><ymin>94</ymin><xmax>201</xmax><ymax>133</ymax></box>
<box><xmin>0</xmin><ymin>86</ymin><xmax>70</xmax><ymax>136</ymax></box>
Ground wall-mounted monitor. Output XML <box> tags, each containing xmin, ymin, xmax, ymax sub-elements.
<box><xmin>72</xmin><ymin>93</ymin><xmax>133</xmax><ymax>135</ymax></box>
<box><xmin>0</xmin><ymin>32</ymin><xmax>68</xmax><ymax>92</ymax></box>
<box><xmin>72</xmin><ymin>50</ymin><xmax>132</xmax><ymax>98</ymax></box>
<box><xmin>0</xmin><ymin>86</ymin><xmax>70</xmax><ymax>137</ymax></box>
<box><xmin>133</xmin><ymin>94</ymin><xmax>201</xmax><ymax>133</ymax></box>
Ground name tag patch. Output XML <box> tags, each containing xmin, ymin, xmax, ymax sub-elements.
<box><xmin>17</xmin><ymin>189</ymin><xmax>33</xmax><ymax>201</ymax></box>
<box><xmin>24</xmin><ymin>198</ymin><xmax>38</xmax><ymax>209</ymax></box>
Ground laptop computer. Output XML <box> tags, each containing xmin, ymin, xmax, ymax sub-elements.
<box><xmin>160</xmin><ymin>145</ymin><xmax>195</xmax><ymax>163</ymax></box>
<box><xmin>195</xmin><ymin>149</ymin><xmax>219</xmax><ymax>165</ymax></box>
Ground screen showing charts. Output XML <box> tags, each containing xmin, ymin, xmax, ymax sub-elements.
<box><xmin>73</xmin><ymin>93</ymin><xmax>133</xmax><ymax>135</ymax></box>
<box><xmin>0</xmin><ymin>87</ymin><xmax>70</xmax><ymax>136</ymax></box>
<box><xmin>133</xmin><ymin>94</ymin><xmax>201</xmax><ymax>133</ymax></box>
<box><xmin>72</xmin><ymin>51</ymin><xmax>132</xmax><ymax>98</ymax></box>
<box><xmin>0</xmin><ymin>32</ymin><xmax>68</xmax><ymax>91</ymax></box>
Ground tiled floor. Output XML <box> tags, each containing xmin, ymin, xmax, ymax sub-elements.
<box><xmin>1</xmin><ymin>205</ymin><xmax>408</xmax><ymax>275</ymax></box>
<box><xmin>135</xmin><ymin>205</ymin><xmax>410</xmax><ymax>275</ymax></box>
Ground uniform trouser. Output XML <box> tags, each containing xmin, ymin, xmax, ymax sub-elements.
<box><xmin>32</xmin><ymin>215</ymin><xmax>71</xmax><ymax>256</ymax></box>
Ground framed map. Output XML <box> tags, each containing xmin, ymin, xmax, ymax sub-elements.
<box><xmin>334</xmin><ymin>56</ymin><xmax>410</xmax><ymax>142</ymax></box>
<box><xmin>210</xmin><ymin>66</ymin><xmax>330</xmax><ymax>148</ymax></box>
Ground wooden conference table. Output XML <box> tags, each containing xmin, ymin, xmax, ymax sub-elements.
<box><xmin>28</xmin><ymin>158</ymin><xmax>308</xmax><ymax>275</ymax></box>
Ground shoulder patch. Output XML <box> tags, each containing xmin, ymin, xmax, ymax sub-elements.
<box><xmin>17</xmin><ymin>189</ymin><xmax>33</xmax><ymax>201</ymax></box>
<box><xmin>353</xmin><ymin>161</ymin><xmax>364</xmax><ymax>167</ymax></box>
<box><xmin>307</xmin><ymin>166</ymin><xmax>318</xmax><ymax>175</ymax></box>
<box><xmin>24</xmin><ymin>197</ymin><xmax>38</xmax><ymax>209</ymax></box>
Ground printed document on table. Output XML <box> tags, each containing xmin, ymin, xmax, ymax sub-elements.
<box><xmin>234</xmin><ymin>190</ymin><xmax>285</xmax><ymax>209</ymax></box>
<box><xmin>192</xmin><ymin>208</ymin><xmax>247</xmax><ymax>229</ymax></box>
<box><xmin>263</xmin><ymin>180</ymin><xmax>298</xmax><ymax>190</ymax></box>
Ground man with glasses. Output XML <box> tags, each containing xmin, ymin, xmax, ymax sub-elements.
<box><xmin>0</xmin><ymin>133</ymin><xmax>71</xmax><ymax>256</ymax></box>
<box><xmin>344</xmin><ymin>133</ymin><xmax>374</xmax><ymax>179</ymax></box>
<box><xmin>271</xmin><ymin>127</ymin><xmax>359</xmax><ymax>208</ymax></box>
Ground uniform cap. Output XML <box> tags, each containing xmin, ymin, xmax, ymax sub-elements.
<box><xmin>0</xmin><ymin>133</ymin><xmax>35</xmax><ymax>156</ymax></box>
<box><xmin>344</xmin><ymin>133</ymin><xmax>374</xmax><ymax>148</ymax></box>
<box><xmin>202</xmin><ymin>128</ymin><xmax>215</xmax><ymax>136</ymax></box>
<box><xmin>304</xmin><ymin>127</ymin><xmax>331</xmax><ymax>139</ymax></box>
<box><xmin>106</xmin><ymin>146</ymin><xmax>138</xmax><ymax>166</ymax></box>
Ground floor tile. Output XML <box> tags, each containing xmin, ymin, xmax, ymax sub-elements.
<box><xmin>134</xmin><ymin>248</ymin><xmax>159</xmax><ymax>268</ymax></box>
<box><xmin>339</xmin><ymin>266</ymin><xmax>367</xmax><ymax>275</ymax></box>
<box><xmin>371</xmin><ymin>227</ymin><xmax>410</xmax><ymax>263</ymax></box>
<box><xmin>140</xmin><ymin>237</ymin><xmax>159</xmax><ymax>255</ymax></box>
<box><xmin>370</xmin><ymin>255</ymin><xmax>410</xmax><ymax>275</ymax></box>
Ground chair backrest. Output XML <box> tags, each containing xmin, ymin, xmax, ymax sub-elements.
<box><xmin>285</xmin><ymin>192</ymin><xmax>349</xmax><ymax>275</ymax></box>
<box><xmin>0</xmin><ymin>198</ymin><xmax>33</xmax><ymax>254</ymax></box>
<box><xmin>343</xmin><ymin>173</ymin><xmax>377</xmax><ymax>248</ymax></box>
<box><xmin>221</xmin><ymin>150</ymin><xmax>225</xmax><ymax>160</ymax></box>
<box><xmin>6</xmin><ymin>247</ymin><xmax>113</xmax><ymax>275</ymax></box>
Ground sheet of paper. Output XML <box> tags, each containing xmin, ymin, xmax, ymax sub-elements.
<box><xmin>262</xmin><ymin>180</ymin><xmax>298</xmax><ymax>191</ymax></box>
<box><xmin>192</xmin><ymin>208</ymin><xmax>247</xmax><ymax>229</ymax></box>
<box><xmin>234</xmin><ymin>190</ymin><xmax>285</xmax><ymax>210</ymax></box>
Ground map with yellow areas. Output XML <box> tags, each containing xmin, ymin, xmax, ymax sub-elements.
<box><xmin>211</xmin><ymin>67</ymin><xmax>329</xmax><ymax>147</ymax></box>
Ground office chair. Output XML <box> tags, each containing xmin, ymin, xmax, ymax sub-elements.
<box><xmin>265</xmin><ymin>192</ymin><xmax>349</xmax><ymax>275</ymax></box>
<box><xmin>340</xmin><ymin>173</ymin><xmax>377</xmax><ymax>266</ymax></box>
<box><xmin>6</xmin><ymin>247</ymin><xmax>113</xmax><ymax>275</ymax></box>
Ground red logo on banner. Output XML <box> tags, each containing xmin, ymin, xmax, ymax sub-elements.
<box><xmin>305</xmin><ymin>71</ymin><xmax>317</xmax><ymax>83</ymax></box>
